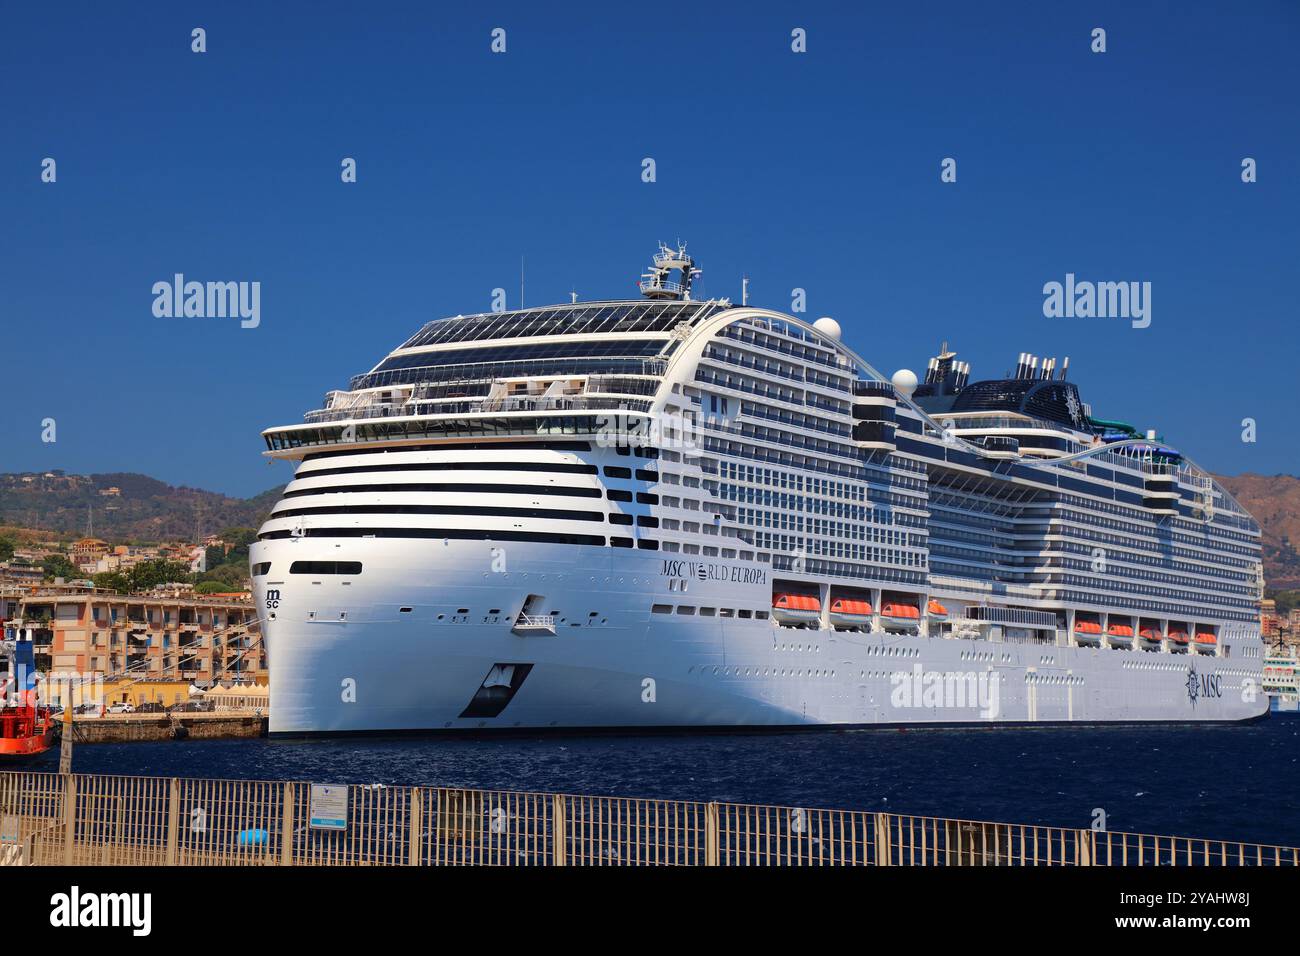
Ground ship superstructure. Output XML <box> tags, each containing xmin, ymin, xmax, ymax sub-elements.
<box><xmin>251</xmin><ymin>244</ymin><xmax>1267</xmax><ymax>734</ymax></box>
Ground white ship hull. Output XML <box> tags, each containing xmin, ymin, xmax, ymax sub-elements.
<box><xmin>252</xmin><ymin>539</ymin><xmax>1268</xmax><ymax>735</ymax></box>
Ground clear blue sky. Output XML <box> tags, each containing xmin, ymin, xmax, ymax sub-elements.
<box><xmin>2</xmin><ymin>1</ymin><xmax>1296</xmax><ymax>497</ymax></box>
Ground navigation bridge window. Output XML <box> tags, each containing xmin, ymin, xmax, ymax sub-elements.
<box><xmin>289</xmin><ymin>561</ymin><xmax>363</xmax><ymax>575</ymax></box>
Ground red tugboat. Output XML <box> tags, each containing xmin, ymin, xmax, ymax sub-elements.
<box><xmin>0</xmin><ymin>622</ymin><xmax>58</xmax><ymax>760</ymax></box>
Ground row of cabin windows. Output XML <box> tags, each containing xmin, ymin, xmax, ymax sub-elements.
<box><xmin>609</xmin><ymin>514</ymin><xmax>659</xmax><ymax>527</ymax></box>
<box><xmin>603</xmin><ymin>465</ymin><xmax>659</xmax><ymax>481</ymax></box>
<box><xmin>651</xmin><ymin>605</ymin><xmax>770</xmax><ymax>620</ymax></box>
<box><xmin>607</xmin><ymin>489</ymin><xmax>658</xmax><ymax>504</ymax></box>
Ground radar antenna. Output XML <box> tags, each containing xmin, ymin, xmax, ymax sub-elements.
<box><xmin>639</xmin><ymin>241</ymin><xmax>701</xmax><ymax>301</ymax></box>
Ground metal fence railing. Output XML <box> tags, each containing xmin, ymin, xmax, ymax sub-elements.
<box><xmin>0</xmin><ymin>770</ymin><xmax>1295</xmax><ymax>867</ymax></box>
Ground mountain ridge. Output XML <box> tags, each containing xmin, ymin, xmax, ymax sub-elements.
<box><xmin>0</xmin><ymin>471</ymin><xmax>283</xmax><ymax>542</ymax></box>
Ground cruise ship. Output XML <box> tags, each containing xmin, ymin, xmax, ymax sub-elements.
<box><xmin>251</xmin><ymin>243</ymin><xmax>1268</xmax><ymax>734</ymax></box>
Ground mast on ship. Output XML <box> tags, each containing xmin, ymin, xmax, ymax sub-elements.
<box><xmin>639</xmin><ymin>241</ymin><xmax>701</xmax><ymax>301</ymax></box>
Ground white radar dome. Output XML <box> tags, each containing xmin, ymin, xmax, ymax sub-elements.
<box><xmin>891</xmin><ymin>368</ymin><xmax>919</xmax><ymax>398</ymax></box>
<box><xmin>812</xmin><ymin>317</ymin><xmax>842</xmax><ymax>340</ymax></box>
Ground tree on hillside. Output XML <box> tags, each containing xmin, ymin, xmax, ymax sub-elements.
<box><xmin>215</xmin><ymin>528</ymin><xmax>257</xmax><ymax>566</ymax></box>
<box><xmin>0</xmin><ymin>535</ymin><xmax>14</xmax><ymax>563</ymax></box>
<box><xmin>196</xmin><ymin>562</ymin><xmax>248</xmax><ymax>590</ymax></box>
<box><xmin>41</xmin><ymin>553</ymin><xmax>77</xmax><ymax>581</ymax></box>
<box><xmin>92</xmin><ymin>570</ymin><xmax>132</xmax><ymax>593</ymax></box>
<box><xmin>1273</xmin><ymin>590</ymin><xmax>1300</xmax><ymax>615</ymax></box>
<box><xmin>219</xmin><ymin>527</ymin><xmax>258</xmax><ymax>549</ymax></box>
<box><xmin>127</xmin><ymin>559</ymin><xmax>193</xmax><ymax>591</ymax></box>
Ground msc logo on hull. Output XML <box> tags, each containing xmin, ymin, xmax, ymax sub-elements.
<box><xmin>1186</xmin><ymin>667</ymin><xmax>1221</xmax><ymax>706</ymax></box>
<box><xmin>265</xmin><ymin>588</ymin><xmax>281</xmax><ymax>611</ymax></box>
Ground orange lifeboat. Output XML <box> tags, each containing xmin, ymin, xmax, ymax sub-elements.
<box><xmin>880</xmin><ymin>601</ymin><xmax>921</xmax><ymax>627</ymax></box>
<box><xmin>1074</xmin><ymin>616</ymin><xmax>1103</xmax><ymax>646</ymax></box>
<box><xmin>1168</xmin><ymin>629</ymin><xmax>1190</xmax><ymax>653</ymax></box>
<box><xmin>772</xmin><ymin>593</ymin><xmax>821</xmax><ymax>628</ymax></box>
<box><xmin>1194</xmin><ymin>631</ymin><xmax>1217</xmax><ymax>654</ymax></box>
<box><xmin>1138</xmin><ymin>625</ymin><xmax>1163</xmax><ymax>649</ymax></box>
<box><xmin>1106</xmin><ymin>622</ymin><xmax>1134</xmax><ymax>648</ymax></box>
<box><xmin>829</xmin><ymin>598</ymin><xmax>872</xmax><ymax>631</ymax></box>
<box><xmin>927</xmin><ymin>600</ymin><xmax>949</xmax><ymax>621</ymax></box>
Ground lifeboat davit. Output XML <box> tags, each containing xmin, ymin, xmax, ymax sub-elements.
<box><xmin>829</xmin><ymin>598</ymin><xmax>872</xmax><ymax>631</ymax></box>
<box><xmin>1168</xmin><ymin>629</ymin><xmax>1190</xmax><ymax>653</ymax></box>
<box><xmin>1194</xmin><ymin>631</ymin><xmax>1217</xmax><ymax>655</ymax></box>
<box><xmin>1106</xmin><ymin>622</ymin><xmax>1134</xmax><ymax>649</ymax></box>
<box><xmin>1074</xmin><ymin>617</ymin><xmax>1103</xmax><ymax>646</ymax></box>
<box><xmin>772</xmin><ymin>593</ymin><xmax>821</xmax><ymax>628</ymax></box>
<box><xmin>927</xmin><ymin>600</ymin><xmax>949</xmax><ymax>621</ymax></box>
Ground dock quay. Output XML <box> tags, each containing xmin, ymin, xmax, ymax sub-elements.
<box><xmin>63</xmin><ymin>711</ymin><xmax>267</xmax><ymax>744</ymax></box>
<box><xmin>1</xmin><ymin>770</ymin><xmax>1296</xmax><ymax>867</ymax></box>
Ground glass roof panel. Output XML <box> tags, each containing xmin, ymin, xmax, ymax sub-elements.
<box><xmin>395</xmin><ymin>300</ymin><xmax>718</xmax><ymax>351</ymax></box>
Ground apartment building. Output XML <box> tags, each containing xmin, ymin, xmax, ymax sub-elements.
<box><xmin>1</xmin><ymin>584</ymin><xmax>265</xmax><ymax>684</ymax></box>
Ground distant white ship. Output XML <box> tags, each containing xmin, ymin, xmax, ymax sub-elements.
<box><xmin>251</xmin><ymin>243</ymin><xmax>1268</xmax><ymax>734</ymax></box>
<box><xmin>1264</xmin><ymin>647</ymin><xmax>1299</xmax><ymax>713</ymax></box>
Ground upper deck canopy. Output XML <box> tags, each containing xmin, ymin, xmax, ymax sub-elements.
<box><xmin>395</xmin><ymin>300</ymin><xmax>721</xmax><ymax>351</ymax></box>
<box><xmin>342</xmin><ymin>300</ymin><xmax>724</xmax><ymax>392</ymax></box>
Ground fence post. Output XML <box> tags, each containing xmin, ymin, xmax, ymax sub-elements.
<box><xmin>704</xmin><ymin>802</ymin><xmax>720</xmax><ymax>866</ymax></box>
<box><xmin>552</xmin><ymin>794</ymin><xmax>566</xmax><ymax>866</ymax></box>
<box><xmin>873</xmin><ymin>813</ymin><xmax>891</xmax><ymax>866</ymax></box>
<box><xmin>1078</xmin><ymin>829</ymin><xmax>1093</xmax><ymax>866</ymax></box>
<box><xmin>408</xmin><ymin>788</ymin><xmax>422</xmax><ymax>866</ymax></box>
<box><xmin>62</xmin><ymin>774</ymin><xmax>76</xmax><ymax>866</ymax></box>
<box><xmin>165</xmin><ymin>777</ymin><xmax>180</xmax><ymax>866</ymax></box>
<box><xmin>280</xmin><ymin>782</ymin><xmax>295</xmax><ymax>866</ymax></box>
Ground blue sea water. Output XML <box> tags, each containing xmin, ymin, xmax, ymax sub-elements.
<box><xmin>29</xmin><ymin>714</ymin><xmax>1300</xmax><ymax>847</ymax></box>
